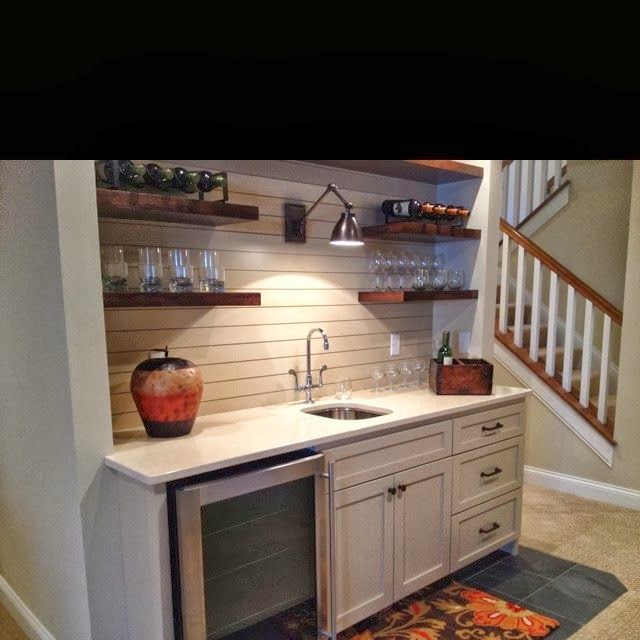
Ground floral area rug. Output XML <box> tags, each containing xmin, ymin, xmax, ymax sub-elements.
<box><xmin>278</xmin><ymin>581</ymin><xmax>560</xmax><ymax>640</ymax></box>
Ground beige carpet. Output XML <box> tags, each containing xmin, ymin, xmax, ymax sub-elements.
<box><xmin>0</xmin><ymin>484</ymin><xmax>637</xmax><ymax>640</ymax></box>
<box><xmin>0</xmin><ymin>601</ymin><xmax>28</xmax><ymax>640</ymax></box>
<box><xmin>520</xmin><ymin>484</ymin><xmax>640</xmax><ymax>639</ymax></box>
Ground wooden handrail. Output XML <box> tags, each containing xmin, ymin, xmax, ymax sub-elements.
<box><xmin>500</xmin><ymin>218</ymin><xmax>623</xmax><ymax>325</ymax></box>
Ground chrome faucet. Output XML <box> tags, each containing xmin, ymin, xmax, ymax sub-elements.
<box><xmin>288</xmin><ymin>328</ymin><xmax>329</xmax><ymax>403</ymax></box>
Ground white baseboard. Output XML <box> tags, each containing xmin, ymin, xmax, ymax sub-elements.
<box><xmin>525</xmin><ymin>465</ymin><xmax>640</xmax><ymax>510</ymax></box>
<box><xmin>0</xmin><ymin>575</ymin><xmax>55</xmax><ymax>640</ymax></box>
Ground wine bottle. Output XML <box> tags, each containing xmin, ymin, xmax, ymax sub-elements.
<box><xmin>437</xmin><ymin>330</ymin><xmax>453</xmax><ymax>365</ymax></box>
<box><xmin>381</xmin><ymin>199</ymin><xmax>421</xmax><ymax>222</ymax></box>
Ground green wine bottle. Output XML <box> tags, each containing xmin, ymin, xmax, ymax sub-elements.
<box><xmin>437</xmin><ymin>331</ymin><xmax>453</xmax><ymax>365</ymax></box>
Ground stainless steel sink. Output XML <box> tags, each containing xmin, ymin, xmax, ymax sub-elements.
<box><xmin>302</xmin><ymin>405</ymin><xmax>391</xmax><ymax>420</ymax></box>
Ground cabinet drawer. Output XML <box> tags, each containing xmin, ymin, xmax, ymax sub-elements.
<box><xmin>450</xmin><ymin>489</ymin><xmax>522</xmax><ymax>572</ymax></box>
<box><xmin>322</xmin><ymin>420</ymin><xmax>452</xmax><ymax>491</ymax></box>
<box><xmin>453</xmin><ymin>403</ymin><xmax>524</xmax><ymax>454</ymax></box>
<box><xmin>452</xmin><ymin>436</ymin><xmax>524</xmax><ymax>513</ymax></box>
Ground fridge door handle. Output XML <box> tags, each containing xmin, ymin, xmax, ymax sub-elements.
<box><xmin>318</xmin><ymin>461</ymin><xmax>337</xmax><ymax>639</ymax></box>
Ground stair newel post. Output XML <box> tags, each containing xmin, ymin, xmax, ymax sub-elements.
<box><xmin>498</xmin><ymin>233</ymin><xmax>510</xmax><ymax>334</ymax></box>
<box><xmin>514</xmin><ymin>245</ymin><xmax>527</xmax><ymax>347</ymax></box>
<box><xmin>562</xmin><ymin>285</ymin><xmax>577</xmax><ymax>392</ymax></box>
<box><xmin>529</xmin><ymin>258</ymin><xmax>542</xmax><ymax>362</ymax></box>
<box><xmin>545</xmin><ymin>271</ymin><xmax>559</xmax><ymax>376</ymax></box>
<box><xmin>553</xmin><ymin>160</ymin><xmax>563</xmax><ymax>193</ymax></box>
<box><xmin>537</xmin><ymin>160</ymin><xmax>548</xmax><ymax>204</ymax></box>
<box><xmin>597</xmin><ymin>314</ymin><xmax>612</xmax><ymax>423</ymax></box>
<box><xmin>512</xmin><ymin>160</ymin><xmax>522</xmax><ymax>225</ymax></box>
<box><xmin>524</xmin><ymin>160</ymin><xmax>535</xmax><ymax>219</ymax></box>
<box><xmin>579</xmin><ymin>300</ymin><xmax>595</xmax><ymax>407</ymax></box>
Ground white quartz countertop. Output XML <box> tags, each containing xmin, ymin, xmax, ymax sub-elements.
<box><xmin>104</xmin><ymin>385</ymin><xmax>530</xmax><ymax>485</ymax></box>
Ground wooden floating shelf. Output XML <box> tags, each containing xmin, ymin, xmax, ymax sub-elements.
<box><xmin>358</xmin><ymin>290</ymin><xmax>478</xmax><ymax>304</ymax></box>
<box><xmin>96</xmin><ymin>188</ymin><xmax>259</xmax><ymax>227</ymax></box>
<box><xmin>103</xmin><ymin>292</ymin><xmax>261</xmax><ymax>308</ymax></box>
<box><xmin>301</xmin><ymin>160</ymin><xmax>483</xmax><ymax>184</ymax></box>
<box><xmin>363</xmin><ymin>222</ymin><xmax>481</xmax><ymax>243</ymax></box>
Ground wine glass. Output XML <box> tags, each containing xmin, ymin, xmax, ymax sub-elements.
<box><xmin>414</xmin><ymin>360</ymin><xmax>426</xmax><ymax>387</ymax></box>
<box><xmin>371</xmin><ymin>365</ymin><xmax>385</xmax><ymax>394</ymax></box>
<box><xmin>407</xmin><ymin>253</ymin><xmax>419</xmax><ymax>289</ymax></box>
<box><xmin>400</xmin><ymin>361</ymin><xmax>413</xmax><ymax>388</ymax></box>
<box><xmin>386</xmin><ymin>252</ymin><xmax>401</xmax><ymax>291</ymax></box>
<box><xmin>447</xmin><ymin>268</ymin><xmax>465</xmax><ymax>290</ymax></box>
<box><xmin>386</xmin><ymin>365</ymin><xmax>400</xmax><ymax>391</ymax></box>
<box><xmin>369</xmin><ymin>249</ymin><xmax>387</xmax><ymax>291</ymax></box>
<box><xmin>420</xmin><ymin>254</ymin><xmax>434</xmax><ymax>289</ymax></box>
<box><xmin>397</xmin><ymin>252</ymin><xmax>409</xmax><ymax>290</ymax></box>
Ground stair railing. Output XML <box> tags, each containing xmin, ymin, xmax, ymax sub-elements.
<box><xmin>501</xmin><ymin>160</ymin><xmax>567</xmax><ymax>227</ymax></box>
<box><xmin>498</xmin><ymin>218</ymin><xmax>622</xmax><ymax>427</ymax></box>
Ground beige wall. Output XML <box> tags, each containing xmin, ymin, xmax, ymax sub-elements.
<box><xmin>532</xmin><ymin>159</ymin><xmax>631</xmax><ymax>311</ymax></box>
<box><xmin>101</xmin><ymin>162</ymin><xmax>449</xmax><ymax>433</ymax></box>
<box><xmin>494</xmin><ymin>160</ymin><xmax>640</xmax><ymax>491</ymax></box>
<box><xmin>0</xmin><ymin>161</ymin><xmax>127</xmax><ymax>639</ymax></box>
<box><xmin>0</xmin><ymin>161</ymin><xmax>93</xmax><ymax>638</ymax></box>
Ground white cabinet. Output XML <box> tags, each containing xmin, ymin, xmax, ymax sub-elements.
<box><xmin>334</xmin><ymin>458</ymin><xmax>452</xmax><ymax>631</ymax></box>
<box><xmin>321</xmin><ymin>400</ymin><xmax>526</xmax><ymax>634</ymax></box>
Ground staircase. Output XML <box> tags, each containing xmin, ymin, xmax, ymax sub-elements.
<box><xmin>494</xmin><ymin>162</ymin><xmax>622</xmax><ymax>460</ymax></box>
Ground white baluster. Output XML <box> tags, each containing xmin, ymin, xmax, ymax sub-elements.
<box><xmin>538</xmin><ymin>160</ymin><xmax>548</xmax><ymax>204</ymax></box>
<box><xmin>597</xmin><ymin>314</ymin><xmax>612</xmax><ymax>423</ymax></box>
<box><xmin>498</xmin><ymin>233</ymin><xmax>510</xmax><ymax>334</ymax></box>
<box><xmin>514</xmin><ymin>246</ymin><xmax>527</xmax><ymax>347</ymax></box>
<box><xmin>525</xmin><ymin>160</ymin><xmax>534</xmax><ymax>219</ymax></box>
<box><xmin>545</xmin><ymin>272</ymin><xmax>559</xmax><ymax>376</ymax></box>
<box><xmin>579</xmin><ymin>300</ymin><xmax>594</xmax><ymax>407</ymax></box>
<box><xmin>502</xmin><ymin>163</ymin><xmax>510</xmax><ymax>219</ymax></box>
<box><xmin>562</xmin><ymin>285</ymin><xmax>576</xmax><ymax>392</ymax></box>
<box><xmin>529</xmin><ymin>257</ymin><xmax>542</xmax><ymax>362</ymax></box>
<box><xmin>512</xmin><ymin>160</ymin><xmax>522</xmax><ymax>225</ymax></box>
<box><xmin>553</xmin><ymin>159</ymin><xmax>562</xmax><ymax>193</ymax></box>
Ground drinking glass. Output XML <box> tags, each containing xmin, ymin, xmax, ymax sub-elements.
<box><xmin>369</xmin><ymin>249</ymin><xmax>387</xmax><ymax>291</ymax></box>
<box><xmin>447</xmin><ymin>268</ymin><xmax>465</xmax><ymax>290</ymax></box>
<box><xmin>414</xmin><ymin>267</ymin><xmax>429</xmax><ymax>290</ymax></box>
<box><xmin>414</xmin><ymin>359</ymin><xmax>426</xmax><ymax>387</ymax></box>
<box><xmin>400</xmin><ymin>361</ymin><xmax>414</xmax><ymax>388</ymax></box>
<box><xmin>138</xmin><ymin>246</ymin><xmax>163</xmax><ymax>292</ymax></box>
<box><xmin>100</xmin><ymin>245</ymin><xmax>128</xmax><ymax>291</ymax></box>
<box><xmin>397</xmin><ymin>252</ymin><xmax>409</xmax><ymax>290</ymax></box>
<box><xmin>199</xmin><ymin>250</ymin><xmax>225</xmax><ymax>292</ymax></box>
<box><xmin>407</xmin><ymin>253</ymin><xmax>419</xmax><ymax>289</ymax></box>
<box><xmin>371</xmin><ymin>365</ymin><xmax>385</xmax><ymax>394</ymax></box>
<box><xmin>386</xmin><ymin>365</ymin><xmax>400</xmax><ymax>391</ymax></box>
<box><xmin>420</xmin><ymin>254</ymin><xmax>434</xmax><ymax>289</ymax></box>
<box><xmin>431</xmin><ymin>268</ymin><xmax>447</xmax><ymax>291</ymax></box>
<box><xmin>386</xmin><ymin>253</ymin><xmax>402</xmax><ymax>291</ymax></box>
<box><xmin>168</xmin><ymin>248</ymin><xmax>194</xmax><ymax>292</ymax></box>
<box><xmin>336</xmin><ymin>377</ymin><xmax>353</xmax><ymax>401</ymax></box>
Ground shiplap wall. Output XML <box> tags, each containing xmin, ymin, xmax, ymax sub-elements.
<box><xmin>100</xmin><ymin>162</ymin><xmax>440</xmax><ymax>433</ymax></box>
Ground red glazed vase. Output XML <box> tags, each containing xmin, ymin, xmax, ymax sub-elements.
<box><xmin>130</xmin><ymin>348</ymin><xmax>204</xmax><ymax>438</ymax></box>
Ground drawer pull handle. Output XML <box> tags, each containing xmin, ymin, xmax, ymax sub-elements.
<box><xmin>388</xmin><ymin>487</ymin><xmax>397</xmax><ymax>496</ymax></box>
<box><xmin>482</xmin><ymin>422</ymin><xmax>504</xmax><ymax>433</ymax></box>
<box><xmin>479</xmin><ymin>522</ymin><xmax>500</xmax><ymax>534</ymax></box>
<box><xmin>398</xmin><ymin>484</ymin><xmax>407</xmax><ymax>493</ymax></box>
<box><xmin>480</xmin><ymin>467</ymin><xmax>503</xmax><ymax>478</ymax></box>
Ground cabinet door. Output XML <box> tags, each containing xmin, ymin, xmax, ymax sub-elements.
<box><xmin>393</xmin><ymin>458</ymin><xmax>452</xmax><ymax>600</ymax></box>
<box><xmin>334</xmin><ymin>476</ymin><xmax>395</xmax><ymax>631</ymax></box>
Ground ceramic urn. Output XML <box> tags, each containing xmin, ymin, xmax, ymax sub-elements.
<box><xmin>130</xmin><ymin>347</ymin><xmax>204</xmax><ymax>438</ymax></box>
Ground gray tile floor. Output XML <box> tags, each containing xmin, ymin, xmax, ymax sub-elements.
<box><xmin>453</xmin><ymin>546</ymin><xmax>627</xmax><ymax>639</ymax></box>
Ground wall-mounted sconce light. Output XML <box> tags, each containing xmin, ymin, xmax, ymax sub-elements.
<box><xmin>284</xmin><ymin>183</ymin><xmax>364</xmax><ymax>246</ymax></box>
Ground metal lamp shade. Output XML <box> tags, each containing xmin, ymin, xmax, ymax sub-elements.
<box><xmin>329</xmin><ymin>210</ymin><xmax>364</xmax><ymax>246</ymax></box>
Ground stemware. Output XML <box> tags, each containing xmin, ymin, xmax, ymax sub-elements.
<box><xmin>447</xmin><ymin>268</ymin><xmax>465</xmax><ymax>290</ymax></box>
<box><xmin>414</xmin><ymin>360</ymin><xmax>427</xmax><ymax>387</ymax></box>
<box><xmin>371</xmin><ymin>365</ymin><xmax>385</xmax><ymax>394</ymax></box>
<box><xmin>400</xmin><ymin>361</ymin><xmax>413</xmax><ymax>388</ymax></box>
<box><xmin>386</xmin><ymin>252</ymin><xmax>401</xmax><ymax>291</ymax></box>
<box><xmin>397</xmin><ymin>252</ymin><xmax>409</xmax><ymax>290</ymax></box>
<box><xmin>369</xmin><ymin>249</ymin><xmax>387</xmax><ymax>291</ymax></box>
<box><xmin>406</xmin><ymin>253</ymin><xmax>419</xmax><ymax>290</ymax></box>
<box><xmin>386</xmin><ymin>365</ymin><xmax>400</xmax><ymax>391</ymax></box>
